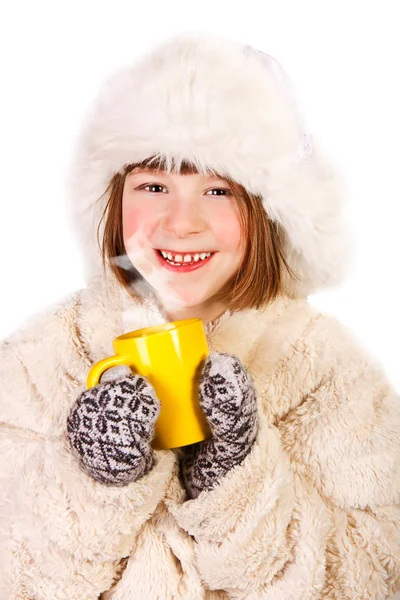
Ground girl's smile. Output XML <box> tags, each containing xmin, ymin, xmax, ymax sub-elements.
<box><xmin>154</xmin><ymin>248</ymin><xmax>216</xmax><ymax>272</ymax></box>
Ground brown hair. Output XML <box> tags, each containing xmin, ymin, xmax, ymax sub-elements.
<box><xmin>97</xmin><ymin>156</ymin><xmax>300</xmax><ymax>312</ymax></box>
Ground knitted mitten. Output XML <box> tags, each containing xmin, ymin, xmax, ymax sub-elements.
<box><xmin>179</xmin><ymin>353</ymin><xmax>259</xmax><ymax>499</ymax></box>
<box><xmin>66</xmin><ymin>365</ymin><xmax>161</xmax><ymax>486</ymax></box>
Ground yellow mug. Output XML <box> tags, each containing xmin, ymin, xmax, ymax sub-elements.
<box><xmin>86</xmin><ymin>318</ymin><xmax>212</xmax><ymax>450</ymax></box>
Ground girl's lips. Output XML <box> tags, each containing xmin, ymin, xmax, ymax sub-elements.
<box><xmin>154</xmin><ymin>249</ymin><xmax>216</xmax><ymax>273</ymax></box>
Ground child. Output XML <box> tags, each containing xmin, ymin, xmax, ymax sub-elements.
<box><xmin>1</xmin><ymin>31</ymin><xmax>399</xmax><ymax>600</ymax></box>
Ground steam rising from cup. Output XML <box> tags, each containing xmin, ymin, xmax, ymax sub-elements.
<box><xmin>110</xmin><ymin>224</ymin><xmax>202</xmax><ymax>310</ymax></box>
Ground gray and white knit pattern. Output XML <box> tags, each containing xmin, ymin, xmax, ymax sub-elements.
<box><xmin>66</xmin><ymin>365</ymin><xmax>160</xmax><ymax>486</ymax></box>
<box><xmin>179</xmin><ymin>352</ymin><xmax>259</xmax><ymax>499</ymax></box>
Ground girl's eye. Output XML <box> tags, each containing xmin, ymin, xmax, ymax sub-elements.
<box><xmin>139</xmin><ymin>184</ymin><xmax>231</xmax><ymax>196</ymax></box>
<box><xmin>205</xmin><ymin>189</ymin><xmax>232</xmax><ymax>196</ymax></box>
<box><xmin>142</xmin><ymin>184</ymin><xmax>167</xmax><ymax>193</ymax></box>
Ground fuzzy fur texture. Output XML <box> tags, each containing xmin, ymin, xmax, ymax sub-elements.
<box><xmin>1</xmin><ymin>272</ymin><xmax>399</xmax><ymax>599</ymax></box>
<box><xmin>66</xmin><ymin>31</ymin><xmax>357</xmax><ymax>298</ymax></box>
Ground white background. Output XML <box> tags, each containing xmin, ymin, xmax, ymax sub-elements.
<box><xmin>0</xmin><ymin>1</ymin><xmax>399</xmax><ymax>396</ymax></box>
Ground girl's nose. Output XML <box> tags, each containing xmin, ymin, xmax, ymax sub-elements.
<box><xmin>161</xmin><ymin>200</ymin><xmax>206</xmax><ymax>238</ymax></box>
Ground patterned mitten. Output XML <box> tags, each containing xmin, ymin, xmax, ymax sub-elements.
<box><xmin>66</xmin><ymin>365</ymin><xmax>161</xmax><ymax>486</ymax></box>
<box><xmin>179</xmin><ymin>353</ymin><xmax>259</xmax><ymax>499</ymax></box>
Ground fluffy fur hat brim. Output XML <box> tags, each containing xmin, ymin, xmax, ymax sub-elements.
<box><xmin>66</xmin><ymin>31</ymin><xmax>357</xmax><ymax>299</ymax></box>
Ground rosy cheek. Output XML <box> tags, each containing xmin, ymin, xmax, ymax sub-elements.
<box><xmin>212</xmin><ymin>206</ymin><xmax>242</xmax><ymax>249</ymax></box>
<box><xmin>122</xmin><ymin>205</ymin><xmax>155</xmax><ymax>242</ymax></box>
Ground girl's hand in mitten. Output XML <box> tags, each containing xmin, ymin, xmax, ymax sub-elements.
<box><xmin>66</xmin><ymin>365</ymin><xmax>161</xmax><ymax>486</ymax></box>
<box><xmin>179</xmin><ymin>353</ymin><xmax>259</xmax><ymax>499</ymax></box>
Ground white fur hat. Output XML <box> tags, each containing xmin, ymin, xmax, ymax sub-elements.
<box><xmin>67</xmin><ymin>30</ymin><xmax>356</xmax><ymax>299</ymax></box>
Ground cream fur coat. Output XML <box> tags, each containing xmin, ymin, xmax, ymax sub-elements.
<box><xmin>1</xmin><ymin>271</ymin><xmax>399</xmax><ymax>599</ymax></box>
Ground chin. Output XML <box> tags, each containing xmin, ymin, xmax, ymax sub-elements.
<box><xmin>157</xmin><ymin>287</ymin><xmax>214</xmax><ymax>309</ymax></box>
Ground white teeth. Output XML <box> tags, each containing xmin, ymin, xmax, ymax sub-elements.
<box><xmin>159</xmin><ymin>250</ymin><xmax>213</xmax><ymax>264</ymax></box>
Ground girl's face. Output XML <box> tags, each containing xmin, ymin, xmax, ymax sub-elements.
<box><xmin>121</xmin><ymin>168</ymin><xmax>244</xmax><ymax>315</ymax></box>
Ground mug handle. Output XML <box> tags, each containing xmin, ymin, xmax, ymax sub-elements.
<box><xmin>86</xmin><ymin>355</ymin><xmax>130</xmax><ymax>389</ymax></box>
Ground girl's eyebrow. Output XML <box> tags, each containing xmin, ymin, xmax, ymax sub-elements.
<box><xmin>130</xmin><ymin>168</ymin><xmax>165</xmax><ymax>176</ymax></box>
<box><xmin>130</xmin><ymin>169</ymin><xmax>227</xmax><ymax>183</ymax></box>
